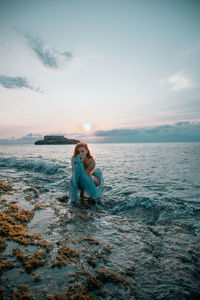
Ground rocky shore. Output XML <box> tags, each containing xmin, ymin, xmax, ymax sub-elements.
<box><xmin>0</xmin><ymin>179</ymin><xmax>200</xmax><ymax>299</ymax></box>
<box><xmin>0</xmin><ymin>180</ymin><xmax>136</xmax><ymax>299</ymax></box>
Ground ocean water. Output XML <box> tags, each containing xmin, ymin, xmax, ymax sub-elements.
<box><xmin>0</xmin><ymin>142</ymin><xmax>200</xmax><ymax>299</ymax></box>
<box><xmin>1</xmin><ymin>143</ymin><xmax>200</xmax><ymax>229</ymax></box>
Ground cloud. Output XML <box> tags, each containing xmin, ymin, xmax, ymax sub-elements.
<box><xmin>22</xmin><ymin>32</ymin><xmax>73</xmax><ymax>69</ymax></box>
<box><xmin>177</xmin><ymin>46</ymin><xmax>200</xmax><ymax>57</ymax></box>
<box><xmin>0</xmin><ymin>133</ymin><xmax>43</xmax><ymax>144</ymax></box>
<box><xmin>62</xmin><ymin>51</ymin><xmax>73</xmax><ymax>59</ymax></box>
<box><xmin>91</xmin><ymin>122</ymin><xmax>200</xmax><ymax>143</ymax></box>
<box><xmin>159</xmin><ymin>72</ymin><xmax>197</xmax><ymax>91</ymax></box>
<box><xmin>1</xmin><ymin>123</ymin><xmax>200</xmax><ymax>144</ymax></box>
<box><xmin>0</xmin><ymin>75</ymin><xmax>42</xmax><ymax>92</ymax></box>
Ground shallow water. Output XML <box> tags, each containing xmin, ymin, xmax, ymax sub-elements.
<box><xmin>0</xmin><ymin>142</ymin><xmax>200</xmax><ymax>299</ymax></box>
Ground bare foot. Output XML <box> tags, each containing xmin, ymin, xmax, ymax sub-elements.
<box><xmin>87</xmin><ymin>197</ymin><xmax>96</xmax><ymax>205</ymax></box>
<box><xmin>80</xmin><ymin>191</ymin><xmax>84</xmax><ymax>199</ymax></box>
<box><xmin>57</xmin><ymin>195</ymin><xmax>69</xmax><ymax>202</ymax></box>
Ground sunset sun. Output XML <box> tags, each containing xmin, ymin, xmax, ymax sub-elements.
<box><xmin>82</xmin><ymin>123</ymin><xmax>92</xmax><ymax>131</ymax></box>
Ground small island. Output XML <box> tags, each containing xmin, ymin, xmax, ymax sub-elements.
<box><xmin>35</xmin><ymin>135</ymin><xmax>80</xmax><ymax>145</ymax></box>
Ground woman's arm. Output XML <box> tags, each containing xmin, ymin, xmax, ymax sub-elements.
<box><xmin>71</xmin><ymin>155</ymin><xmax>80</xmax><ymax>172</ymax></box>
<box><xmin>85</xmin><ymin>159</ymin><xmax>95</xmax><ymax>174</ymax></box>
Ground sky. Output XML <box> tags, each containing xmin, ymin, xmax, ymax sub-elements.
<box><xmin>0</xmin><ymin>0</ymin><xmax>200</xmax><ymax>142</ymax></box>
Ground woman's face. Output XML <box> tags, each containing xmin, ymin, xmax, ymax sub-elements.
<box><xmin>77</xmin><ymin>146</ymin><xmax>88</xmax><ymax>160</ymax></box>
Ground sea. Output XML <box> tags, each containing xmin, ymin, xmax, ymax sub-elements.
<box><xmin>0</xmin><ymin>142</ymin><xmax>200</xmax><ymax>299</ymax></box>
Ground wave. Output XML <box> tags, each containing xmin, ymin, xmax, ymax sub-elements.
<box><xmin>109</xmin><ymin>197</ymin><xmax>162</xmax><ymax>224</ymax></box>
<box><xmin>109</xmin><ymin>195</ymin><xmax>200</xmax><ymax>227</ymax></box>
<box><xmin>0</xmin><ymin>157</ymin><xmax>61</xmax><ymax>175</ymax></box>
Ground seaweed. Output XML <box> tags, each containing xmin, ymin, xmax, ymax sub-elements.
<box><xmin>0</xmin><ymin>204</ymin><xmax>52</xmax><ymax>251</ymax></box>
<box><xmin>81</xmin><ymin>237</ymin><xmax>100</xmax><ymax>245</ymax></box>
<box><xmin>96</xmin><ymin>267</ymin><xmax>129</xmax><ymax>285</ymax></box>
<box><xmin>68</xmin><ymin>267</ymin><xmax>136</xmax><ymax>299</ymax></box>
<box><xmin>85</xmin><ymin>272</ymin><xmax>103</xmax><ymax>291</ymax></box>
<box><xmin>13</xmin><ymin>248</ymin><xmax>47</xmax><ymax>273</ymax></box>
<box><xmin>9</xmin><ymin>286</ymin><xmax>33</xmax><ymax>300</ymax></box>
<box><xmin>34</xmin><ymin>204</ymin><xmax>46</xmax><ymax>210</ymax></box>
<box><xmin>0</xmin><ymin>181</ymin><xmax>14</xmax><ymax>195</ymax></box>
<box><xmin>0</xmin><ymin>259</ymin><xmax>14</xmax><ymax>273</ymax></box>
<box><xmin>51</xmin><ymin>244</ymin><xmax>80</xmax><ymax>268</ymax></box>
<box><xmin>46</xmin><ymin>287</ymin><xmax>93</xmax><ymax>300</ymax></box>
<box><xmin>86</xmin><ymin>255</ymin><xmax>98</xmax><ymax>268</ymax></box>
<box><xmin>0</xmin><ymin>237</ymin><xmax>7</xmax><ymax>252</ymax></box>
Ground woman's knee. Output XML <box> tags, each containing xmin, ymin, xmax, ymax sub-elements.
<box><xmin>92</xmin><ymin>175</ymin><xmax>100</xmax><ymax>186</ymax></box>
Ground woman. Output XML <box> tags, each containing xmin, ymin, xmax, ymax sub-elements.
<box><xmin>69</xmin><ymin>143</ymin><xmax>103</xmax><ymax>204</ymax></box>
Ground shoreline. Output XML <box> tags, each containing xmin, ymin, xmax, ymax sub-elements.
<box><xmin>0</xmin><ymin>180</ymin><xmax>136</xmax><ymax>299</ymax></box>
<box><xmin>0</xmin><ymin>177</ymin><xmax>200</xmax><ymax>299</ymax></box>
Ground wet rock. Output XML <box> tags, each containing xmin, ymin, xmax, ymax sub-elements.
<box><xmin>34</xmin><ymin>274</ymin><xmax>43</xmax><ymax>282</ymax></box>
<box><xmin>57</xmin><ymin>195</ymin><xmax>69</xmax><ymax>203</ymax></box>
<box><xmin>87</xmin><ymin>255</ymin><xmax>98</xmax><ymax>268</ymax></box>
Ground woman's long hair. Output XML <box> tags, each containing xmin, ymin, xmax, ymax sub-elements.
<box><xmin>72</xmin><ymin>143</ymin><xmax>93</xmax><ymax>159</ymax></box>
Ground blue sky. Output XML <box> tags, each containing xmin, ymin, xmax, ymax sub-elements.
<box><xmin>0</xmin><ymin>0</ymin><xmax>200</xmax><ymax>141</ymax></box>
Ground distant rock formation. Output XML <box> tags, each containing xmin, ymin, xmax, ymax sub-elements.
<box><xmin>35</xmin><ymin>135</ymin><xmax>80</xmax><ymax>145</ymax></box>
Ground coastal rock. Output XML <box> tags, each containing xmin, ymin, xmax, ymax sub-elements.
<box><xmin>35</xmin><ymin>135</ymin><xmax>80</xmax><ymax>145</ymax></box>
